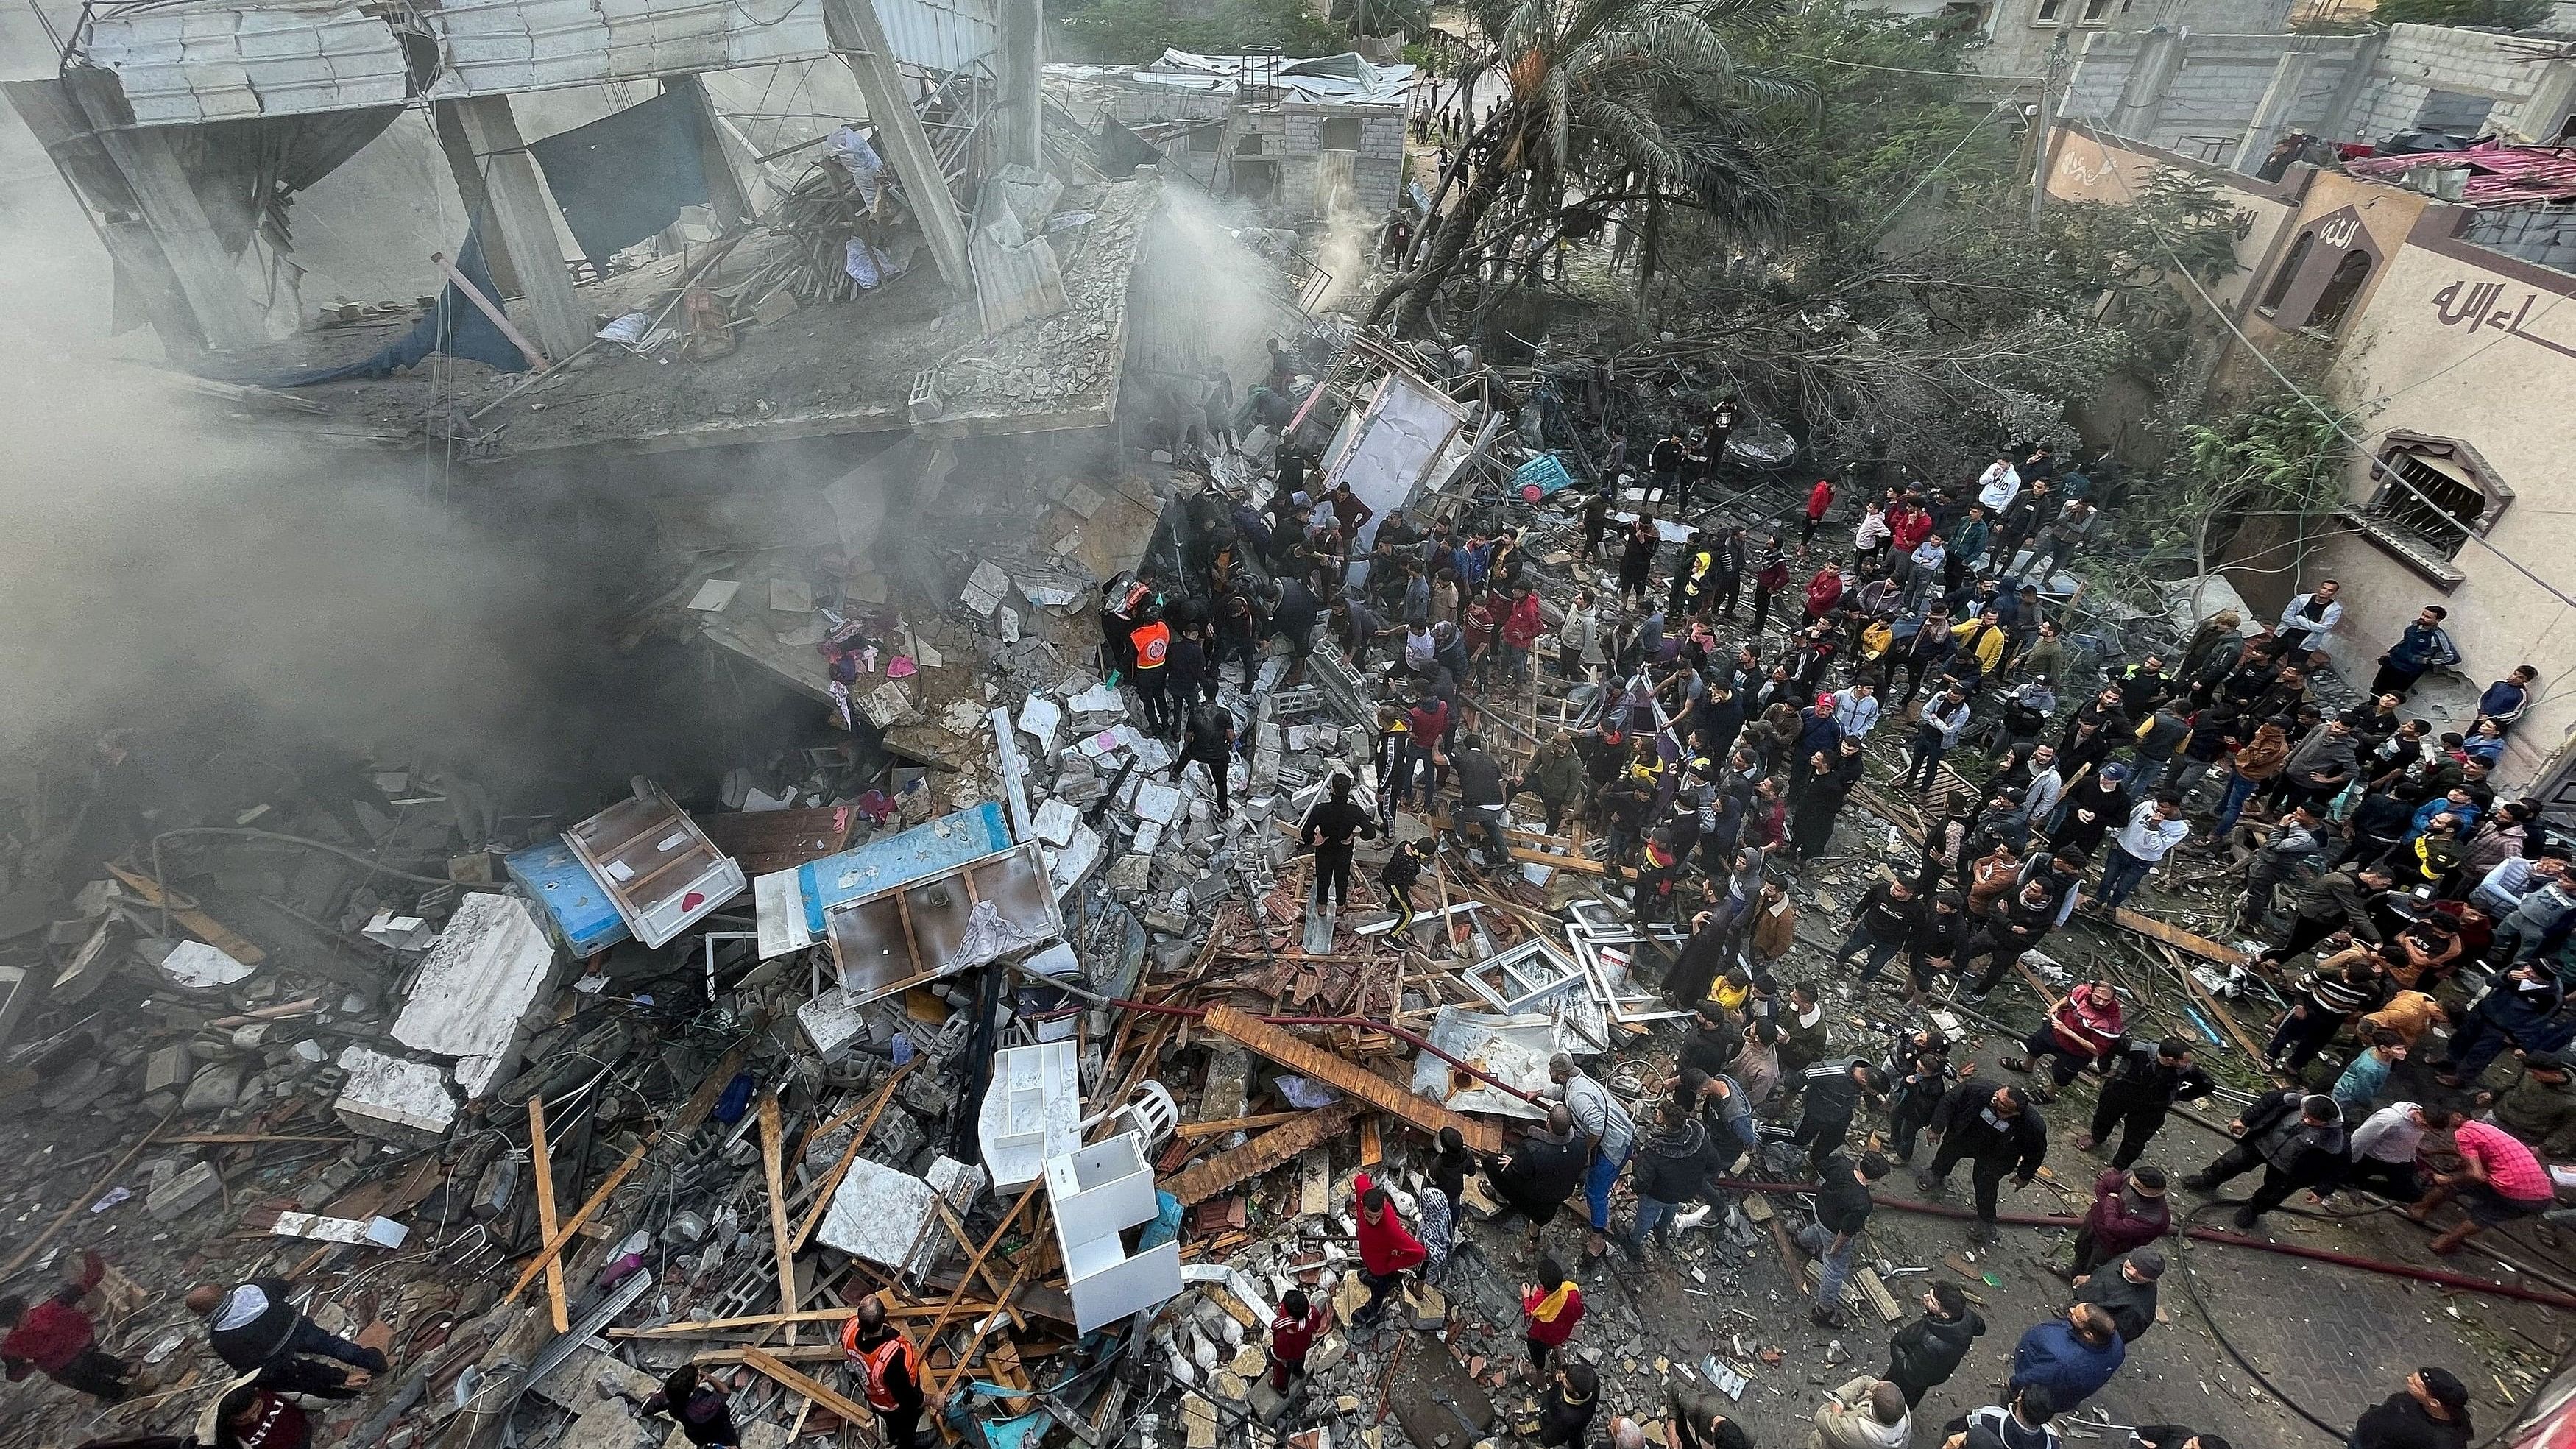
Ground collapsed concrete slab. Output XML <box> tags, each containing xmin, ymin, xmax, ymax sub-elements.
<box><xmin>333</xmin><ymin>1045</ymin><xmax>459</xmax><ymax>1144</ymax></box>
<box><xmin>392</xmin><ymin>892</ymin><xmax>562</xmax><ymax>1098</ymax></box>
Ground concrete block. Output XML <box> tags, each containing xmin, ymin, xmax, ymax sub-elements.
<box><xmin>144</xmin><ymin>1044</ymin><xmax>193</xmax><ymax>1097</ymax></box>
<box><xmin>146</xmin><ymin>1161</ymin><xmax>221</xmax><ymax>1221</ymax></box>
<box><xmin>183</xmin><ymin>1062</ymin><xmax>245</xmax><ymax>1113</ymax></box>
<box><xmin>333</xmin><ymin>1046</ymin><xmax>459</xmax><ymax>1143</ymax></box>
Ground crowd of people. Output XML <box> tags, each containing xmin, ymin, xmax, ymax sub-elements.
<box><xmin>1103</xmin><ymin>400</ymin><xmax>2558</xmax><ymax>1448</ymax></box>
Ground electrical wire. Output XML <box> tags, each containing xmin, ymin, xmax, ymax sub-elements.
<box><xmin>2172</xmin><ymin>1197</ymin><xmax>2349</xmax><ymax>1440</ymax></box>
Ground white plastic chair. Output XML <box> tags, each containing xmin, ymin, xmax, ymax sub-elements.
<box><xmin>1080</xmin><ymin>1079</ymin><xmax>1178</xmax><ymax>1149</ymax></box>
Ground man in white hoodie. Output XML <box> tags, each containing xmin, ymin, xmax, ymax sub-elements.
<box><xmin>1977</xmin><ymin>455</ymin><xmax>2022</xmax><ymax>513</ymax></box>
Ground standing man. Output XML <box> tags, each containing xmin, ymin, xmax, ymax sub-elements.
<box><xmin>2066</xmin><ymin>1166</ymin><xmax>2170</xmax><ymax>1278</ymax></box>
<box><xmin>2070</xmin><ymin>1247</ymin><xmax>2164</xmax><ymax>1344</ymax></box>
<box><xmin>2350</xmin><ymin>1370</ymin><xmax>2474</xmax><ymax>1449</ymax></box>
<box><xmin>1884</xmin><ymin>1280</ymin><xmax>1984</xmax><ymax>1409</ymax></box>
<box><xmin>841</xmin><ymin>1299</ymin><xmax>927</xmax><ymax>1449</ymax></box>
<box><xmin>1798</xmin><ymin>1152</ymin><xmax>1894</xmax><ymax>1329</ymax></box>
<box><xmin>2091</xmin><ymin>796</ymin><xmax>2190</xmax><ymax>913</ymax></box>
<box><xmin>1919</xmin><ymin>1082</ymin><xmax>2049</xmax><ymax>1242</ymax></box>
<box><xmin>2371</xmin><ymin>606</ymin><xmax>2461</xmax><ymax>698</ymax></box>
<box><xmin>1349</xmin><ymin>1173</ymin><xmax>1429</xmax><ymax>1325</ymax></box>
<box><xmin>2182</xmin><ymin>1091</ymin><xmax>2347</xmax><ymax>1230</ymax></box>
<box><xmin>2277</xmin><ymin>580</ymin><xmax>2343</xmax><ymax>662</ymax></box>
<box><xmin>1545</xmin><ymin>1052</ymin><xmax>1636</xmax><ymax>1261</ymax></box>
<box><xmin>2079</xmin><ymin>1038</ymin><xmax>2212</xmax><ymax>1169</ymax></box>
<box><xmin>1128</xmin><ymin>606</ymin><xmax>1175</xmax><ymax>737</ymax></box>
<box><xmin>2008</xmin><ymin>1304</ymin><xmax>2126</xmax><ymax>1413</ymax></box>
<box><xmin>1903</xmin><ymin>687</ymin><xmax>1974</xmax><ymax>793</ymax></box>
<box><xmin>1794</xmin><ymin>1058</ymin><xmax>1890</xmax><ymax>1172</ymax></box>
<box><xmin>1298</xmin><ymin>773</ymin><xmax>1378</xmax><ymax>916</ymax></box>
<box><xmin>0</xmin><ymin>1250</ymin><xmax>130</xmax><ymax>1403</ymax></box>
<box><xmin>1809</xmin><ymin>1377</ymin><xmax>1912</xmax><ymax>1449</ymax></box>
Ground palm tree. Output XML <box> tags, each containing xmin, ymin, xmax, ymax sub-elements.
<box><xmin>1365</xmin><ymin>0</ymin><xmax>1801</xmax><ymax>336</ymax></box>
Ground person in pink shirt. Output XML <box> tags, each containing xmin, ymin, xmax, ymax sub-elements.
<box><xmin>2407</xmin><ymin>1119</ymin><xmax>2554</xmax><ymax>1253</ymax></box>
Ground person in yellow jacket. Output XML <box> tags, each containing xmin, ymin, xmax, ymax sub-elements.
<box><xmin>1950</xmin><ymin>615</ymin><xmax>2008</xmax><ymax>680</ymax></box>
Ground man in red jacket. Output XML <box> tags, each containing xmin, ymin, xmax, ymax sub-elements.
<box><xmin>0</xmin><ymin>1250</ymin><xmax>130</xmax><ymax>1402</ymax></box>
<box><xmin>1350</xmin><ymin>1173</ymin><xmax>1426</xmax><ymax>1328</ymax></box>
<box><xmin>1267</xmin><ymin>1288</ymin><xmax>1330</xmax><ymax>1392</ymax></box>
<box><xmin>1519</xmin><ymin>1254</ymin><xmax>1585</xmax><ymax>1378</ymax></box>
<box><xmin>1802</xmin><ymin>479</ymin><xmax>1836</xmax><ymax>547</ymax></box>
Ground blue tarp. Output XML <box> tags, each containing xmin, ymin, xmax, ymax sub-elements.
<box><xmin>259</xmin><ymin>226</ymin><xmax>528</xmax><ymax>386</ymax></box>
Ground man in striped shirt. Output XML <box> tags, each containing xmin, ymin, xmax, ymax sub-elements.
<box><xmin>2406</xmin><ymin>1118</ymin><xmax>2555</xmax><ymax>1254</ymax></box>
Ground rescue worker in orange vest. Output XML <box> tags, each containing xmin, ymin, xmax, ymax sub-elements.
<box><xmin>1130</xmin><ymin>607</ymin><xmax>1178</xmax><ymax>739</ymax></box>
<box><xmin>841</xmin><ymin>1298</ymin><xmax>926</xmax><ymax>1448</ymax></box>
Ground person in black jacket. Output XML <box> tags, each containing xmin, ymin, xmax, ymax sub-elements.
<box><xmin>2351</xmin><ymin>1368</ymin><xmax>2474</xmax><ymax>1449</ymax></box>
<box><xmin>1918</xmin><ymin>1083</ymin><xmax>2049</xmax><ymax>1241</ymax></box>
<box><xmin>1883</xmin><ymin>1028</ymin><xmax>1961</xmax><ymax>1164</ymax></box>
<box><xmin>2070</xmin><ymin>1246</ymin><xmax>2162</xmax><ymax>1343</ymax></box>
<box><xmin>1799</xmin><ymin>1152</ymin><xmax>1893</xmax><ymax>1329</ymax></box>
<box><xmin>185</xmin><ymin>1275</ymin><xmax>387</xmax><ymax>1398</ymax></box>
<box><xmin>2079</xmin><ymin>1037</ymin><xmax>2215</xmax><ymax>1169</ymax></box>
<box><xmin>2183</xmin><ymin>1090</ymin><xmax>2347</xmax><ymax>1229</ymax></box>
<box><xmin>1492</xmin><ymin>1108</ymin><xmax>1590</xmax><ymax>1251</ymax></box>
<box><xmin>1834</xmin><ymin>877</ymin><xmax>1924</xmax><ymax>984</ymax></box>
<box><xmin>1793</xmin><ymin>1059</ymin><xmax>1889</xmax><ymax>1171</ymax></box>
<box><xmin>1962</xmin><ymin>880</ymin><xmax>2062</xmax><ymax>999</ymax></box>
<box><xmin>1173</xmin><ymin>701</ymin><xmax>1237</xmax><ymax>815</ymax></box>
<box><xmin>1298</xmin><ymin>773</ymin><xmax>1379</xmax><ymax>913</ymax></box>
<box><xmin>1624</xmin><ymin>1101</ymin><xmax>1716</xmax><ymax>1257</ymax></box>
<box><xmin>1885</xmin><ymin>1280</ymin><xmax>1986</xmax><ymax>1407</ymax></box>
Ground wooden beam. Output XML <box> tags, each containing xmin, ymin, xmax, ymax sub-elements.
<box><xmin>757</xmin><ymin>1093</ymin><xmax>799</xmax><ymax>1346</ymax></box>
<box><xmin>1200</xmin><ymin>1006</ymin><xmax>1501</xmax><ymax>1153</ymax></box>
<box><xmin>742</xmin><ymin>1347</ymin><xmax>874</xmax><ymax>1427</ymax></box>
<box><xmin>911</xmin><ymin>1189</ymin><xmax>1041</xmax><ymax>1382</ymax></box>
<box><xmin>2112</xmin><ymin>907</ymin><xmax>2252</xmax><ymax>967</ymax></box>
<box><xmin>1160</xmin><ymin>1099</ymin><xmax>1362</xmax><ymax>1206</ymax></box>
<box><xmin>1174</xmin><ymin>1110</ymin><xmax>1305</xmax><ymax>1141</ymax></box>
<box><xmin>527</xmin><ymin>1097</ymin><xmax>570</xmax><ymax>1333</ymax></box>
<box><xmin>610</xmin><ymin>1303</ymin><xmax>1004</xmax><ymax>1339</ymax></box>
<box><xmin>506</xmin><ymin>1041</ymin><xmax>749</xmax><ymax>1304</ymax></box>
<box><xmin>106</xmin><ymin>864</ymin><xmax>266</xmax><ymax>963</ymax></box>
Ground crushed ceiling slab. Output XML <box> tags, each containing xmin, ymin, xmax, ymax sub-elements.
<box><xmin>390</xmin><ymin>892</ymin><xmax>561</xmax><ymax>1098</ymax></box>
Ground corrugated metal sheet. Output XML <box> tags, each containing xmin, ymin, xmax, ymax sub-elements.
<box><xmin>2346</xmin><ymin>141</ymin><xmax>2576</xmax><ymax>208</ymax></box>
<box><xmin>76</xmin><ymin>0</ymin><xmax>991</xmax><ymax>123</ymax></box>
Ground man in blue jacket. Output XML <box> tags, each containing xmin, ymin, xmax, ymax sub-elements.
<box><xmin>2008</xmin><ymin>1303</ymin><xmax>2125</xmax><ymax>1411</ymax></box>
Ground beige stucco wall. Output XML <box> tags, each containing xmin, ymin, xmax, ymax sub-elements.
<box><xmin>2045</xmin><ymin>129</ymin><xmax>2298</xmax><ymax>312</ymax></box>
<box><xmin>2308</xmin><ymin>235</ymin><xmax>2576</xmax><ymax>790</ymax></box>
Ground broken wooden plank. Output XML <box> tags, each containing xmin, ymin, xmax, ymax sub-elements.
<box><xmin>757</xmin><ymin>1093</ymin><xmax>799</xmax><ymax>1346</ymax></box>
<box><xmin>1359</xmin><ymin>1116</ymin><xmax>1382</xmax><ymax>1167</ymax></box>
<box><xmin>528</xmin><ymin>1097</ymin><xmax>569</xmax><ymax>1333</ymax></box>
<box><xmin>2113</xmin><ymin>907</ymin><xmax>2251</xmax><ymax>967</ymax></box>
<box><xmin>106</xmin><ymin>863</ymin><xmax>267</xmax><ymax>963</ymax></box>
<box><xmin>742</xmin><ymin>1347</ymin><xmax>873</xmax><ymax>1426</ymax></box>
<box><xmin>1160</xmin><ymin>1099</ymin><xmax>1362</xmax><ymax>1206</ymax></box>
<box><xmin>2159</xmin><ymin>943</ymin><xmax>2265</xmax><ymax>1055</ymax></box>
<box><xmin>611</xmin><ymin>1303</ymin><xmax>1003</xmax><ymax>1339</ymax></box>
<box><xmin>1200</xmin><ymin>1006</ymin><xmax>1501</xmax><ymax>1154</ymax></box>
<box><xmin>1174</xmin><ymin>1110</ymin><xmax>1306</xmax><ymax>1141</ymax></box>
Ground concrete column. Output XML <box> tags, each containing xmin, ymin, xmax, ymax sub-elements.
<box><xmin>431</xmin><ymin>100</ymin><xmax>523</xmax><ymax>297</ymax></box>
<box><xmin>818</xmin><ymin>0</ymin><xmax>972</xmax><ymax>289</ymax></box>
<box><xmin>2234</xmin><ymin>40</ymin><xmax>2321</xmax><ymax>176</ymax></box>
<box><xmin>995</xmin><ymin>0</ymin><xmax>1045</xmax><ymax>171</ymax></box>
<box><xmin>661</xmin><ymin>75</ymin><xmax>752</xmax><ymax>227</ymax></box>
<box><xmin>2107</xmin><ymin>26</ymin><xmax>2186</xmax><ymax>142</ymax></box>
<box><xmin>3</xmin><ymin>76</ymin><xmax>207</xmax><ymax>358</ymax></box>
<box><xmin>2514</xmin><ymin>56</ymin><xmax>2576</xmax><ymax>143</ymax></box>
<box><xmin>2314</xmin><ymin>32</ymin><xmax>2387</xmax><ymax>148</ymax></box>
<box><xmin>447</xmin><ymin>94</ymin><xmax>589</xmax><ymax>360</ymax></box>
<box><xmin>57</xmin><ymin>74</ymin><xmax>267</xmax><ymax>352</ymax></box>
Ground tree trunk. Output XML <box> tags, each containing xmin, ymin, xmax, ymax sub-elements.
<box><xmin>1382</xmin><ymin>168</ymin><xmax>1502</xmax><ymax>334</ymax></box>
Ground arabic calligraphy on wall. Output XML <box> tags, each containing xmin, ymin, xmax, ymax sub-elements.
<box><xmin>2431</xmin><ymin>278</ymin><xmax>2576</xmax><ymax>361</ymax></box>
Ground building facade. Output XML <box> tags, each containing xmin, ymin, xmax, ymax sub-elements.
<box><xmin>2047</xmin><ymin>124</ymin><xmax>2576</xmax><ymax>800</ymax></box>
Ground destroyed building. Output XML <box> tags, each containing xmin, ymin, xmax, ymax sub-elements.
<box><xmin>1052</xmin><ymin>51</ymin><xmax>1411</xmax><ymax>225</ymax></box>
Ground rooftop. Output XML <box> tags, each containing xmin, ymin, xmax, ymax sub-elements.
<box><xmin>1049</xmin><ymin>49</ymin><xmax>1416</xmax><ymax>107</ymax></box>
